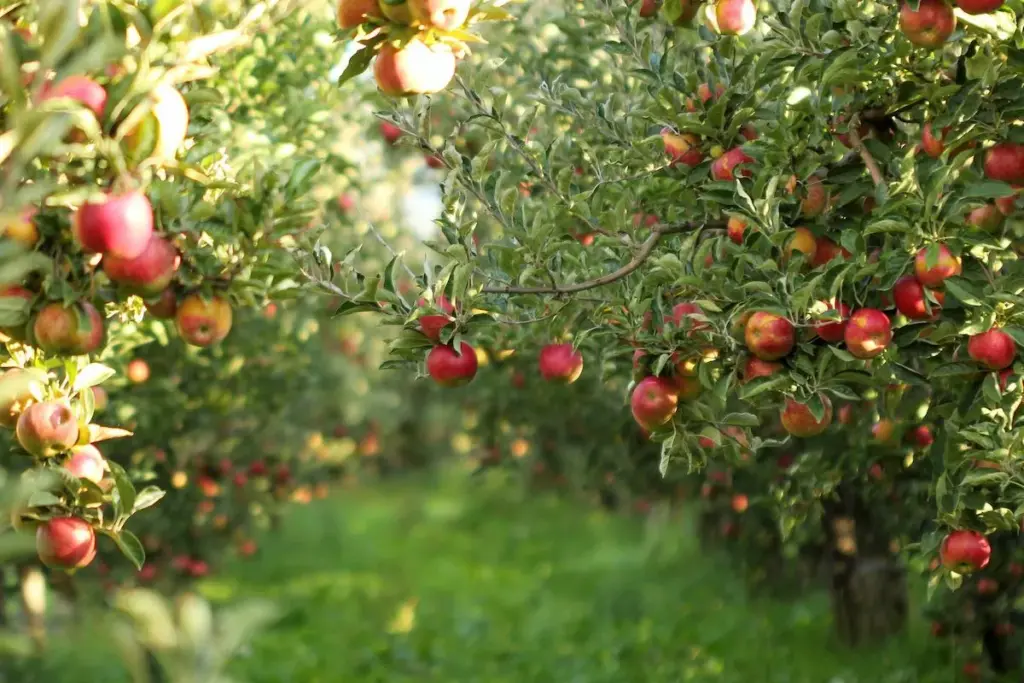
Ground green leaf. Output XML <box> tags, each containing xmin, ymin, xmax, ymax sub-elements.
<box><xmin>722</xmin><ymin>412</ymin><xmax>760</xmax><ymax>427</ymax></box>
<box><xmin>72</xmin><ymin>363</ymin><xmax>116</xmax><ymax>392</ymax></box>
<box><xmin>111</xmin><ymin>529</ymin><xmax>146</xmax><ymax>570</ymax></box>
<box><xmin>131</xmin><ymin>487</ymin><xmax>165</xmax><ymax>514</ymax></box>
<box><xmin>107</xmin><ymin>460</ymin><xmax>136</xmax><ymax>521</ymax></box>
<box><xmin>337</xmin><ymin>46</ymin><xmax>376</xmax><ymax>87</ymax></box>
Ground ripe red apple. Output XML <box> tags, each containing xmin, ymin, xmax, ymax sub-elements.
<box><xmin>667</xmin><ymin>302</ymin><xmax>707</xmax><ymax>335</ymax></box>
<box><xmin>921</xmin><ymin>122</ymin><xmax>949</xmax><ymax>158</ymax></box>
<box><xmin>638</xmin><ymin>0</ymin><xmax>661</xmax><ymax>16</ymax></box>
<box><xmin>233</xmin><ymin>471</ymin><xmax>248</xmax><ymax>488</ymax></box>
<box><xmin>799</xmin><ymin>177</ymin><xmax>829</xmax><ymax>217</ymax></box>
<box><xmin>74</xmin><ymin>191</ymin><xmax>154</xmax><ymax>259</ymax></box>
<box><xmin>714</xmin><ymin>0</ymin><xmax>756</xmax><ymax>34</ymax></box>
<box><xmin>38</xmin><ymin>76</ymin><xmax>107</xmax><ymax>141</ymax></box>
<box><xmin>956</xmin><ymin>0</ymin><xmax>1004</xmax><ymax>12</ymax></box>
<box><xmin>572</xmin><ymin>231</ymin><xmax>595</xmax><ymax>246</ymax></box>
<box><xmin>785</xmin><ymin>227</ymin><xmax>817</xmax><ymax>263</ymax></box>
<box><xmin>745</xmin><ymin>311</ymin><xmax>795</xmax><ymax>361</ymax></box>
<box><xmin>630</xmin><ymin>376</ymin><xmax>679</xmax><ymax>430</ymax></box>
<box><xmin>742</xmin><ymin>356</ymin><xmax>781</xmax><ymax>382</ymax></box>
<box><xmin>425</xmin><ymin>154</ymin><xmax>444</xmax><ymax>169</ymax></box>
<box><xmin>780</xmin><ymin>394</ymin><xmax>833</xmax><ymax>437</ymax></box>
<box><xmin>984</xmin><ymin>142</ymin><xmax>1024</xmax><ymax>185</ymax></box>
<box><xmin>189</xmin><ymin>559</ymin><xmax>210</xmax><ymax>577</ymax></box>
<box><xmin>417</xmin><ymin>295</ymin><xmax>455</xmax><ymax>341</ymax></box>
<box><xmin>373</xmin><ymin>40</ymin><xmax>456</xmax><ymax>96</ymax></box>
<box><xmin>380</xmin><ymin>121</ymin><xmax>402</xmax><ymax>144</ymax></box>
<box><xmin>175</xmin><ymin>294</ymin><xmax>233</xmax><ymax>346</ymax></box>
<box><xmin>122</xmin><ymin>84</ymin><xmax>189</xmax><ymax>164</ymax></box>
<box><xmin>967</xmin><ymin>329</ymin><xmax>1016</xmax><ymax>370</ymax></box>
<box><xmin>844</xmin><ymin>309</ymin><xmax>892</xmax><ymax>359</ymax></box>
<box><xmin>64</xmin><ymin>444</ymin><xmax>105</xmax><ymax>484</ymax></box>
<box><xmin>893</xmin><ymin>276</ymin><xmax>943</xmax><ymax>320</ymax></box>
<box><xmin>409</xmin><ymin>0</ymin><xmax>470</xmax><ymax>29</ymax></box>
<box><xmin>810</xmin><ymin>237</ymin><xmax>850</xmax><ymax>268</ymax></box>
<box><xmin>632</xmin><ymin>213</ymin><xmax>659</xmax><ymax>230</ymax></box>
<box><xmin>36</xmin><ymin>517</ymin><xmax>96</xmax><ymax>569</ymax></box>
<box><xmin>103</xmin><ymin>234</ymin><xmax>180</xmax><ymax>296</ymax></box>
<box><xmin>710</xmin><ymin>146</ymin><xmax>753</xmax><ymax>181</ymax></box>
<box><xmin>976</xmin><ymin>577</ymin><xmax>999</xmax><ymax>595</ymax></box>
<box><xmin>337</xmin><ymin>0</ymin><xmax>383</xmax><ymax>27</ymax></box>
<box><xmin>32</xmin><ymin>301</ymin><xmax>105</xmax><ymax>355</ymax></box>
<box><xmin>727</xmin><ymin>216</ymin><xmax>746</xmax><ymax>244</ymax></box>
<box><xmin>146</xmin><ymin>289</ymin><xmax>178</xmax><ymax>319</ymax></box>
<box><xmin>661</xmin><ymin>129</ymin><xmax>704</xmax><ymax>167</ymax></box>
<box><xmin>899</xmin><ymin>0</ymin><xmax>955</xmax><ymax>49</ymax></box>
<box><xmin>868</xmin><ymin>463</ymin><xmax>884</xmax><ymax>480</ymax></box>
<box><xmin>427</xmin><ymin>342</ymin><xmax>478</xmax><ymax>386</ymax></box>
<box><xmin>966</xmin><ymin>203</ymin><xmax>1004</xmax><ymax>232</ymax></box>
<box><xmin>914</xmin><ymin>244</ymin><xmax>961</xmax><ymax>287</ymax></box>
<box><xmin>940</xmin><ymin>529</ymin><xmax>990</xmax><ymax>572</ymax></box>
<box><xmin>813</xmin><ymin>300</ymin><xmax>850</xmax><ymax>343</ymax></box>
<box><xmin>908</xmin><ymin>425</ymin><xmax>934</xmax><ymax>448</ymax></box>
<box><xmin>137</xmin><ymin>564</ymin><xmax>159</xmax><ymax>582</ymax></box>
<box><xmin>731</xmin><ymin>494</ymin><xmax>749</xmax><ymax>513</ymax></box>
<box><xmin>538</xmin><ymin>343</ymin><xmax>584</xmax><ymax>383</ymax></box>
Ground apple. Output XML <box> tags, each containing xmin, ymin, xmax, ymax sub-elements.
<box><xmin>666</xmin><ymin>302</ymin><xmax>708</xmax><ymax>335</ymax></box>
<box><xmin>573</xmin><ymin>232</ymin><xmax>595</xmax><ymax>246</ymax></box>
<box><xmin>966</xmin><ymin>203</ymin><xmax>1004</xmax><ymax>232</ymax></box>
<box><xmin>780</xmin><ymin>394</ymin><xmax>833</xmax><ymax>437</ymax></box>
<box><xmin>667</xmin><ymin>0</ymin><xmax>702</xmax><ymax>23</ymax></box>
<box><xmin>38</xmin><ymin>76</ymin><xmax>107</xmax><ymax>141</ymax></box>
<box><xmin>906</xmin><ymin>425</ymin><xmax>934</xmax><ymax>448</ymax></box>
<box><xmin>64</xmin><ymin>444</ymin><xmax>106</xmax><ymax>484</ymax></box>
<box><xmin>661</xmin><ymin>129</ymin><xmax>704</xmax><ymax>167</ymax></box>
<box><xmin>685</xmin><ymin>82</ymin><xmax>724</xmax><ymax>111</ymax></box>
<box><xmin>984</xmin><ymin>142</ymin><xmax>1024</xmax><ymax>185</ymax></box>
<box><xmin>844</xmin><ymin>309</ymin><xmax>892</xmax><ymax>359</ymax></box>
<box><xmin>427</xmin><ymin>342</ymin><xmax>478</xmax><ymax>386</ymax></box>
<box><xmin>742</xmin><ymin>356</ymin><xmax>781</xmax><ymax>381</ymax></box>
<box><xmin>122</xmin><ymin>84</ymin><xmax>189</xmax><ymax>164</ymax></box>
<box><xmin>868</xmin><ymin>463</ymin><xmax>884</xmax><ymax>480</ymax></box>
<box><xmin>744</xmin><ymin>311</ymin><xmax>795</xmax><ymax>361</ymax></box>
<box><xmin>940</xmin><ymin>529</ymin><xmax>990</xmax><ymax>572</ymax></box>
<box><xmin>893</xmin><ymin>276</ymin><xmax>943</xmax><ymax>320</ymax></box>
<box><xmin>810</xmin><ymin>237</ymin><xmax>850</xmax><ymax>268</ymax></box>
<box><xmin>337</xmin><ymin>194</ymin><xmax>356</xmax><ymax>214</ymax></box>
<box><xmin>175</xmin><ymin>294</ymin><xmax>233</xmax><ymax>346</ymax></box>
<box><xmin>967</xmin><ymin>329</ymin><xmax>1016</xmax><ymax>370</ymax></box>
<box><xmin>914</xmin><ymin>244</ymin><xmax>960</xmax><ymax>287</ymax></box>
<box><xmin>674</xmin><ymin>375</ymin><xmax>702</xmax><ymax>400</ymax></box>
<box><xmin>73</xmin><ymin>191</ymin><xmax>154</xmax><ymax>259</ymax></box>
<box><xmin>380</xmin><ymin>121</ymin><xmax>402</xmax><ymax>144</ymax></box>
<box><xmin>632</xmin><ymin>213</ymin><xmax>659</xmax><ymax>229</ymax></box>
<box><xmin>16</xmin><ymin>400</ymin><xmax>77</xmax><ymax>458</ymax></box>
<box><xmin>90</xmin><ymin>386</ymin><xmax>108</xmax><ymax>413</ymax></box>
<box><xmin>137</xmin><ymin>564</ymin><xmax>159</xmax><ymax>582</ymax></box>
<box><xmin>409</xmin><ymin>0</ymin><xmax>469</xmax><ymax>29</ymax></box>
<box><xmin>998</xmin><ymin>367</ymin><xmax>1015</xmax><ymax>391</ymax></box>
<box><xmin>785</xmin><ymin>227</ymin><xmax>817</xmax><ymax>263</ymax></box>
<box><xmin>710</xmin><ymin>146</ymin><xmax>753</xmax><ymax>181</ymax></box>
<box><xmin>239</xmin><ymin>539</ymin><xmax>258</xmax><ymax>557</ymax></box>
<box><xmin>373</xmin><ymin>40</ymin><xmax>456</xmax><ymax>96</ymax></box>
<box><xmin>956</xmin><ymin>0</ymin><xmax>1003</xmax><ymax>11</ymax></box>
<box><xmin>921</xmin><ymin>122</ymin><xmax>949</xmax><ymax>158</ymax></box>
<box><xmin>233</xmin><ymin>471</ymin><xmax>248</xmax><ymax>488</ymax></box>
<box><xmin>538</xmin><ymin>343</ymin><xmax>584</xmax><ymax>383</ymax></box>
<box><xmin>813</xmin><ymin>300</ymin><xmax>850</xmax><ymax>343</ymax></box>
<box><xmin>630</xmin><ymin>376</ymin><xmax>679</xmax><ymax>430</ymax></box>
<box><xmin>638</xmin><ymin>0</ymin><xmax>661</xmax><ymax>16</ymax></box>
<box><xmin>727</xmin><ymin>217</ymin><xmax>746</xmax><ymax>244</ymax></box>
<box><xmin>731</xmin><ymin>494</ymin><xmax>749</xmax><ymax>513</ymax></box>
<box><xmin>32</xmin><ymin>301</ymin><xmax>105</xmax><ymax>355</ymax></box>
<box><xmin>103</xmin><ymin>234</ymin><xmax>180</xmax><ymax>296</ymax></box>
<box><xmin>36</xmin><ymin>517</ymin><xmax>96</xmax><ymax>569</ymax></box>
<box><xmin>0</xmin><ymin>368</ymin><xmax>41</xmax><ymax>428</ymax></box>
<box><xmin>871</xmin><ymin>418</ymin><xmax>896</xmax><ymax>443</ymax></box>
<box><xmin>338</xmin><ymin>0</ymin><xmax>383</xmax><ymax>27</ymax></box>
<box><xmin>189</xmin><ymin>560</ymin><xmax>210</xmax><ymax>577</ymax></box>
<box><xmin>146</xmin><ymin>289</ymin><xmax>178</xmax><ymax>320</ymax></box>
<box><xmin>127</xmin><ymin>359</ymin><xmax>150</xmax><ymax>384</ymax></box>
<box><xmin>417</xmin><ymin>295</ymin><xmax>455</xmax><ymax>341</ymax></box>
<box><xmin>713</xmin><ymin>0</ymin><xmax>756</xmax><ymax>34</ymax></box>
<box><xmin>425</xmin><ymin>154</ymin><xmax>444</xmax><ymax>169</ymax></box>
<box><xmin>1</xmin><ymin>207</ymin><xmax>39</xmax><ymax>249</ymax></box>
<box><xmin>800</xmin><ymin>177</ymin><xmax>829</xmax><ymax>217</ymax></box>
<box><xmin>899</xmin><ymin>0</ymin><xmax>955</xmax><ymax>48</ymax></box>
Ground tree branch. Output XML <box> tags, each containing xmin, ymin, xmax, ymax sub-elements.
<box><xmin>848</xmin><ymin>125</ymin><xmax>884</xmax><ymax>188</ymax></box>
<box><xmin>480</xmin><ymin>223</ymin><xmax>696</xmax><ymax>295</ymax></box>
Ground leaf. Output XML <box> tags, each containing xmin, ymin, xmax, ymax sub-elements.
<box><xmin>72</xmin><ymin>363</ymin><xmax>116</xmax><ymax>392</ymax></box>
<box><xmin>943</xmin><ymin>278</ymin><xmax>983</xmax><ymax>307</ymax></box>
<box><xmin>722</xmin><ymin>412</ymin><xmax>760</xmax><ymax>427</ymax></box>
<box><xmin>111</xmin><ymin>529</ymin><xmax>146</xmax><ymax>570</ymax></box>
<box><xmin>131</xmin><ymin>487</ymin><xmax>165</xmax><ymax>514</ymax></box>
<box><xmin>337</xmin><ymin>45</ymin><xmax>376</xmax><ymax>87</ymax></box>
<box><xmin>88</xmin><ymin>424</ymin><xmax>135</xmax><ymax>443</ymax></box>
<box><xmin>106</xmin><ymin>460</ymin><xmax>137</xmax><ymax>520</ymax></box>
<box><xmin>334</xmin><ymin>301</ymin><xmax>380</xmax><ymax>317</ymax></box>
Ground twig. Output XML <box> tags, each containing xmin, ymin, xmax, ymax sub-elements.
<box><xmin>848</xmin><ymin>125</ymin><xmax>884</xmax><ymax>188</ymax></box>
<box><xmin>366</xmin><ymin>221</ymin><xmax>414</xmax><ymax>307</ymax></box>
<box><xmin>481</xmin><ymin>223</ymin><xmax>693</xmax><ymax>295</ymax></box>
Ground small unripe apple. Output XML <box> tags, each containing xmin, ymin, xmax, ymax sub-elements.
<box><xmin>175</xmin><ymin>294</ymin><xmax>233</xmax><ymax>347</ymax></box>
<box><xmin>73</xmin><ymin>191</ymin><xmax>154</xmax><ymax>259</ymax></box>
<box><xmin>37</xmin><ymin>517</ymin><xmax>97</xmax><ymax>569</ymax></box>
<box><xmin>427</xmin><ymin>342</ymin><xmax>478</xmax><ymax>386</ymax></box>
<box><xmin>16</xmin><ymin>400</ymin><xmax>78</xmax><ymax>457</ymax></box>
<box><xmin>538</xmin><ymin>343</ymin><xmax>584</xmax><ymax>383</ymax></box>
<box><xmin>380</xmin><ymin>121</ymin><xmax>402</xmax><ymax>144</ymax></box>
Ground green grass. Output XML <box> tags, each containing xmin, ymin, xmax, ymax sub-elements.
<box><xmin>34</xmin><ymin>469</ymin><xmax>955</xmax><ymax>682</ymax></box>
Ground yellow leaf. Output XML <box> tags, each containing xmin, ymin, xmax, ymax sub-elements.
<box><xmin>387</xmin><ymin>597</ymin><xmax>418</xmax><ymax>634</ymax></box>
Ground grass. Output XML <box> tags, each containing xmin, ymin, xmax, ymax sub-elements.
<box><xmin>30</xmin><ymin>468</ymin><xmax>955</xmax><ymax>682</ymax></box>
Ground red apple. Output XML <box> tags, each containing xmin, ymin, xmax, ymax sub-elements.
<box><xmin>373</xmin><ymin>40</ymin><xmax>456</xmax><ymax>96</ymax></box>
<box><xmin>810</xmin><ymin>237</ymin><xmax>851</xmax><ymax>268</ymax></box>
<box><xmin>661</xmin><ymin>129</ymin><xmax>704</xmax><ymax>168</ymax></box>
<box><xmin>731</xmin><ymin>494</ymin><xmax>749</xmax><ymax>513</ymax></box>
<box><xmin>666</xmin><ymin>302</ymin><xmax>708</xmax><ymax>335</ymax></box>
<box><xmin>710</xmin><ymin>146</ymin><xmax>753</xmax><ymax>181</ymax></box>
<box><xmin>893</xmin><ymin>276</ymin><xmax>943</xmax><ymax>320</ymax></box>
<box><xmin>337</xmin><ymin>0</ymin><xmax>383</xmax><ymax>27</ymax></box>
<box><xmin>639</xmin><ymin>0</ymin><xmax>661</xmax><ymax>16</ymax></box>
<box><xmin>844</xmin><ymin>309</ymin><xmax>892</xmax><ymax>359</ymax></box>
<box><xmin>36</xmin><ymin>517</ymin><xmax>96</xmax><ymax>569</ymax></box>
<box><xmin>538</xmin><ymin>343</ymin><xmax>584</xmax><ymax>383</ymax></box>
<box><xmin>899</xmin><ymin>0</ymin><xmax>955</xmax><ymax>49</ymax></box>
<box><xmin>785</xmin><ymin>227</ymin><xmax>817</xmax><ymax>263</ymax></box>
<box><xmin>956</xmin><ymin>0</ymin><xmax>1004</xmax><ymax>12</ymax></box>
<box><xmin>967</xmin><ymin>329</ymin><xmax>1016</xmax><ymax>370</ymax></box>
<box><xmin>64</xmin><ymin>444</ymin><xmax>106</xmax><ymax>484</ymax></box>
<box><xmin>976</xmin><ymin>577</ymin><xmax>999</xmax><ymax>595</ymax></box>
<box><xmin>940</xmin><ymin>529</ymin><xmax>990</xmax><ymax>572</ymax></box>
<box><xmin>380</xmin><ymin>121</ymin><xmax>402</xmax><ymax>144</ymax></box>
<box><xmin>425</xmin><ymin>154</ymin><xmax>444</xmax><ymax>169</ymax></box>
<box><xmin>871</xmin><ymin>418</ymin><xmax>896</xmax><ymax>443</ymax></box>
<box><xmin>73</xmin><ymin>191</ymin><xmax>154</xmax><ymax>259</ymax></box>
<box><xmin>146</xmin><ymin>288</ymin><xmax>178</xmax><ymax>320</ymax></box>
<box><xmin>427</xmin><ymin>342</ymin><xmax>478</xmax><ymax>386</ymax></box>
<box><xmin>744</xmin><ymin>311</ymin><xmax>795</xmax><ymax>361</ymax></box>
<box><xmin>742</xmin><ymin>356</ymin><xmax>782</xmax><ymax>381</ymax></box>
<box><xmin>966</xmin><ymin>203</ymin><xmax>1004</xmax><ymax>232</ymax></box>
<box><xmin>714</xmin><ymin>0</ymin><xmax>756</xmax><ymax>35</ymax></box>
<box><xmin>38</xmin><ymin>76</ymin><xmax>107</xmax><ymax>141</ymax></box>
<box><xmin>813</xmin><ymin>300</ymin><xmax>850</xmax><ymax>343</ymax></box>
<box><xmin>233</xmin><ymin>471</ymin><xmax>248</xmax><ymax>488</ymax></box>
<box><xmin>175</xmin><ymin>294</ymin><xmax>233</xmax><ymax>346</ymax></box>
<box><xmin>984</xmin><ymin>142</ymin><xmax>1024</xmax><ymax>185</ymax></box>
<box><xmin>103</xmin><ymin>234</ymin><xmax>180</xmax><ymax>296</ymax></box>
<box><xmin>780</xmin><ymin>394</ymin><xmax>833</xmax><ymax>437</ymax></box>
<box><xmin>914</xmin><ymin>244</ymin><xmax>961</xmax><ymax>287</ymax></box>
<box><xmin>685</xmin><ymin>82</ymin><xmax>724</xmax><ymax>111</ymax></box>
<box><xmin>799</xmin><ymin>177</ymin><xmax>829</xmax><ymax>217</ymax></box>
<box><xmin>32</xmin><ymin>301</ymin><xmax>105</xmax><ymax>355</ymax></box>
<box><xmin>630</xmin><ymin>376</ymin><xmax>679</xmax><ymax>430</ymax></box>
<box><xmin>417</xmin><ymin>295</ymin><xmax>455</xmax><ymax>341</ymax></box>
<box><xmin>908</xmin><ymin>425</ymin><xmax>934</xmax><ymax>448</ymax></box>
<box><xmin>921</xmin><ymin>122</ymin><xmax>949</xmax><ymax>158</ymax></box>
<box><xmin>410</xmin><ymin>0</ymin><xmax>470</xmax><ymax>30</ymax></box>
<box><xmin>727</xmin><ymin>216</ymin><xmax>747</xmax><ymax>244</ymax></box>
<box><xmin>126</xmin><ymin>358</ymin><xmax>150</xmax><ymax>384</ymax></box>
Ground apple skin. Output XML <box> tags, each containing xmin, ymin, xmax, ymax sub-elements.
<box><xmin>780</xmin><ymin>394</ymin><xmax>833</xmax><ymax>437</ymax></box>
<box><xmin>38</xmin><ymin>76</ymin><xmax>107</xmax><ymax>141</ymax></box>
<box><xmin>175</xmin><ymin>294</ymin><xmax>233</xmax><ymax>347</ymax></box>
<box><xmin>16</xmin><ymin>400</ymin><xmax>79</xmax><ymax>458</ymax></box>
<box><xmin>799</xmin><ymin>177</ymin><xmax>828</xmax><ymax>217</ymax></box>
<box><xmin>742</xmin><ymin>356</ymin><xmax>781</xmax><ymax>382</ymax></box>
<box><xmin>710</xmin><ymin>146</ymin><xmax>753</xmax><ymax>181</ymax></box>
<box><xmin>36</xmin><ymin>517</ymin><xmax>97</xmax><ymax>569</ymax></box>
<box><xmin>813</xmin><ymin>300</ymin><xmax>850</xmax><ymax>343</ymax></box>
<box><xmin>373</xmin><ymin>40</ymin><xmax>456</xmax><ymax>96</ymax></box>
<box><xmin>74</xmin><ymin>191</ymin><xmax>154</xmax><ymax>260</ymax></box>
<box><xmin>984</xmin><ymin>143</ymin><xmax>1024</xmax><ymax>185</ymax></box>
<box><xmin>871</xmin><ymin>418</ymin><xmax>896</xmax><ymax>443</ymax></box>
<box><xmin>967</xmin><ymin>329</ymin><xmax>1016</xmax><ymax>370</ymax></box>
<box><xmin>661</xmin><ymin>129</ymin><xmax>704</xmax><ymax>168</ymax></box>
<box><xmin>714</xmin><ymin>0</ymin><xmax>757</xmax><ymax>35</ymax></box>
<box><xmin>956</xmin><ymin>0</ymin><xmax>1003</xmax><ymax>14</ymax></box>
<box><xmin>127</xmin><ymin>359</ymin><xmax>150</xmax><ymax>384</ymax></box>
<box><xmin>898</xmin><ymin>0</ymin><xmax>955</xmax><ymax>49</ymax></box>
<box><xmin>744</xmin><ymin>311</ymin><xmax>795</xmax><ymax>361</ymax></box>
<box><xmin>380</xmin><ymin>121</ymin><xmax>402</xmax><ymax>144</ymax></box>
<box><xmin>810</xmin><ymin>237</ymin><xmax>850</xmax><ymax>268</ymax></box>
<box><xmin>417</xmin><ymin>295</ymin><xmax>455</xmax><ymax>341</ymax></box>
<box><xmin>921</xmin><ymin>122</ymin><xmax>949</xmax><ymax>158</ymax></box>
<box><xmin>425</xmin><ymin>154</ymin><xmax>444</xmax><ymax>169</ymax></box>
<box><xmin>427</xmin><ymin>342</ymin><xmax>478</xmax><ymax>386</ymax></box>
<box><xmin>2</xmin><ymin>207</ymin><xmax>39</xmax><ymax>249</ymax></box>
<box><xmin>638</xmin><ymin>0</ymin><xmax>661</xmax><ymax>17</ymax></box>
<box><xmin>967</xmin><ymin>203</ymin><xmax>1004</xmax><ymax>232</ymax></box>
<box><xmin>146</xmin><ymin>288</ymin><xmax>178</xmax><ymax>319</ymax></box>
<box><xmin>409</xmin><ymin>0</ymin><xmax>470</xmax><ymax>29</ymax></box>
<box><xmin>122</xmin><ymin>84</ymin><xmax>189</xmax><ymax>164</ymax></box>
<box><xmin>103</xmin><ymin>234</ymin><xmax>180</xmax><ymax>296</ymax></box>
<box><xmin>667</xmin><ymin>302</ymin><xmax>708</xmax><ymax>335</ymax></box>
<box><xmin>538</xmin><ymin>343</ymin><xmax>584</xmax><ymax>383</ymax></box>
<box><xmin>844</xmin><ymin>309</ymin><xmax>892</xmax><ymax>359</ymax></box>
<box><xmin>32</xmin><ymin>301</ymin><xmax>105</xmax><ymax>355</ymax></box>
<box><xmin>914</xmin><ymin>244</ymin><xmax>960</xmax><ymax>288</ymax></box>
<box><xmin>337</xmin><ymin>0</ymin><xmax>383</xmax><ymax>27</ymax></box>
<box><xmin>785</xmin><ymin>227</ymin><xmax>817</xmax><ymax>263</ymax></box>
<box><xmin>686</xmin><ymin>83</ymin><xmax>724</xmax><ymax>112</ymax></box>
<box><xmin>64</xmin><ymin>444</ymin><xmax>106</xmax><ymax>484</ymax></box>
<box><xmin>940</xmin><ymin>529</ymin><xmax>990</xmax><ymax>573</ymax></box>
<box><xmin>630</xmin><ymin>376</ymin><xmax>679</xmax><ymax>431</ymax></box>
<box><xmin>727</xmin><ymin>217</ymin><xmax>746</xmax><ymax>244</ymax></box>
<box><xmin>893</xmin><ymin>275</ymin><xmax>943</xmax><ymax>320</ymax></box>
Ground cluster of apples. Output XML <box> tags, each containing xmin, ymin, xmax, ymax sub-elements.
<box><xmin>638</xmin><ymin>0</ymin><xmax>758</xmax><ymax>36</ymax></box>
<box><xmin>336</xmin><ymin>0</ymin><xmax>471</xmax><ymax>96</ymax></box>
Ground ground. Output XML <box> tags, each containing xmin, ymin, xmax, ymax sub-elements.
<box><xmin>38</xmin><ymin>468</ymin><xmax>950</xmax><ymax>682</ymax></box>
